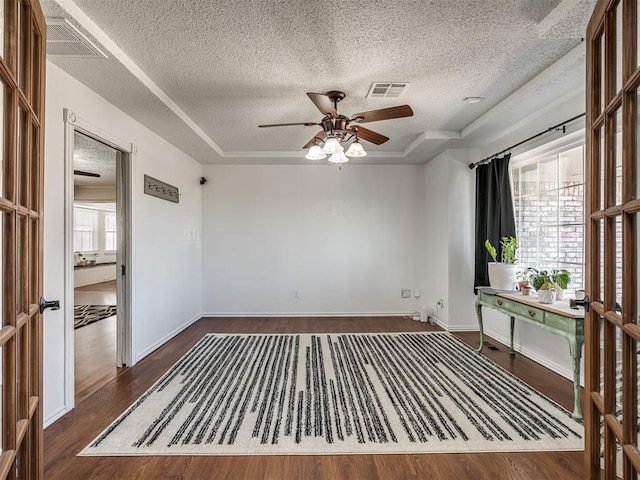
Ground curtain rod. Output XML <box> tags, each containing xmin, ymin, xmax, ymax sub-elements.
<box><xmin>467</xmin><ymin>112</ymin><xmax>586</xmax><ymax>169</ymax></box>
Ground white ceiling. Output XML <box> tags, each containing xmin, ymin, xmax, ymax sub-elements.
<box><xmin>73</xmin><ymin>131</ymin><xmax>116</xmax><ymax>186</ymax></box>
<box><xmin>43</xmin><ymin>0</ymin><xmax>596</xmax><ymax>164</ymax></box>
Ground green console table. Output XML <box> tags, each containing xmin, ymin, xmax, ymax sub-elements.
<box><xmin>475</xmin><ymin>287</ymin><xmax>585</xmax><ymax>420</ymax></box>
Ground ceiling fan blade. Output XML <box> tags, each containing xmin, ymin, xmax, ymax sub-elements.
<box><xmin>351</xmin><ymin>105</ymin><xmax>414</xmax><ymax>123</ymax></box>
<box><xmin>307</xmin><ymin>93</ymin><xmax>338</xmax><ymax>117</ymax></box>
<box><xmin>348</xmin><ymin>126</ymin><xmax>389</xmax><ymax>145</ymax></box>
<box><xmin>303</xmin><ymin>131</ymin><xmax>325</xmax><ymax>149</ymax></box>
<box><xmin>74</xmin><ymin>169</ymin><xmax>101</xmax><ymax>178</ymax></box>
<box><xmin>258</xmin><ymin>122</ymin><xmax>319</xmax><ymax>128</ymax></box>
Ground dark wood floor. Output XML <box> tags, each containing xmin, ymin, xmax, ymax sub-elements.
<box><xmin>74</xmin><ymin>280</ymin><xmax>123</xmax><ymax>403</ymax></box>
<box><xmin>44</xmin><ymin>317</ymin><xmax>584</xmax><ymax>480</ymax></box>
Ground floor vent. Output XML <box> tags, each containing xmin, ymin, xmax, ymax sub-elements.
<box><xmin>485</xmin><ymin>343</ymin><xmax>500</xmax><ymax>351</ymax></box>
<box><xmin>366</xmin><ymin>82</ymin><xmax>409</xmax><ymax>98</ymax></box>
<box><xmin>45</xmin><ymin>18</ymin><xmax>107</xmax><ymax>58</ymax></box>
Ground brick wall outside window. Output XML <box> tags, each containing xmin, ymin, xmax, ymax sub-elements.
<box><xmin>511</xmin><ymin>144</ymin><xmax>585</xmax><ymax>294</ymax></box>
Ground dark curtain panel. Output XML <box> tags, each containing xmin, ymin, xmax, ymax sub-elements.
<box><xmin>473</xmin><ymin>154</ymin><xmax>516</xmax><ymax>291</ymax></box>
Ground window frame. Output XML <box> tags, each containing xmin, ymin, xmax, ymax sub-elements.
<box><xmin>510</xmin><ymin>129</ymin><xmax>586</xmax><ymax>293</ymax></box>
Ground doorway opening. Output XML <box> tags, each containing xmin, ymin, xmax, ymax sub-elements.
<box><xmin>63</xmin><ymin>110</ymin><xmax>134</xmax><ymax>409</ymax></box>
<box><xmin>72</xmin><ymin>132</ymin><xmax>121</xmax><ymax>403</ymax></box>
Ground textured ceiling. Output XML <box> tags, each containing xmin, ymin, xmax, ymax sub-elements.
<box><xmin>43</xmin><ymin>0</ymin><xmax>596</xmax><ymax>164</ymax></box>
<box><xmin>73</xmin><ymin>131</ymin><xmax>116</xmax><ymax>186</ymax></box>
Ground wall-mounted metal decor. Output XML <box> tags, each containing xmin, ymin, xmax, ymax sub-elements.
<box><xmin>144</xmin><ymin>174</ymin><xmax>180</xmax><ymax>203</ymax></box>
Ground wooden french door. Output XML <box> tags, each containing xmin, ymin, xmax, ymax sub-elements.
<box><xmin>585</xmin><ymin>0</ymin><xmax>640</xmax><ymax>478</ymax></box>
<box><xmin>0</xmin><ymin>0</ymin><xmax>46</xmax><ymax>479</ymax></box>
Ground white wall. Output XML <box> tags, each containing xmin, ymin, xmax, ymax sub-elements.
<box><xmin>43</xmin><ymin>62</ymin><xmax>202</xmax><ymax>425</ymax></box>
<box><xmin>421</xmin><ymin>90</ymin><xmax>586</xmax><ymax>384</ymax></box>
<box><xmin>201</xmin><ymin>164</ymin><xmax>424</xmax><ymax>315</ymax></box>
<box><xmin>420</xmin><ymin>149</ymin><xmax>477</xmax><ymax>329</ymax></box>
<box><xmin>421</xmin><ymin>153</ymin><xmax>449</xmax><ymax>324</ymax></box>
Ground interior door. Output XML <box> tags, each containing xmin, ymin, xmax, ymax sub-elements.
<box><xmin>585</xmin><ymin>0</ymin><xmax>640</xmax><ymax>478</ymax></box>
<box><xmin>0</xmin><ymin>0</ymin><xmax>46</xmax><ymax>479</ymax></box>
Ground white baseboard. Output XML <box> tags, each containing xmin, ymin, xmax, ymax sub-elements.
<box><xmin>135</xmin><ymin>313</ymin><xmax>201</xmax><ymax>362</ymax></box>
<box><xmin>44</xmin><ymin>405</ymin><xmax>68</xmax><ymax>429</ymax></box>
<box><xmin>201</xmin><ymin>312</ymin><xmax>413</xmax><ymax>318</ymax></box>
<box><xmin>446</xmin><ymin>324</ymin><xmax>480</xmax><ymax>332</ymax></box>
<box><xmin>484</xmin><ymin>328</ymin><xmax>584</xmax><ymax>386</ymax></box>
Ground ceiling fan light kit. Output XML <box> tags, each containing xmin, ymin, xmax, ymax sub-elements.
<box><xmin>328</xmin><ymin>151</ymin><xmax>349</xmax><ymax>164</ymax></box>
<box><xmin>345</xmin><ymin>140</ymin><xmax>367</xmax><ymax>157</ymax></box>
<box><xmin>321</xmin><ymin>137</ymin><xmax>343</xmax><ymax>155</ymax></box>
<box><xmin>305</xmin><ymin>145</ymin><xmax>326</xmax><ymax>160</ymax></box>
<box><xmin>259</xmin><ymin>90</ymin><xmax>413</xmax><ymax>165</ymax></box>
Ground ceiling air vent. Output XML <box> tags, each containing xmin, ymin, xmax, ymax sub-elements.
<box><xmin>366</xmin><ymin>82</ymin><xmax>409</xmax><ymax>99</ymax></box>
<box><xmin>45</xmin><ymin>18</ymin><xmax>107</xmax><ymax>58</ymax></box>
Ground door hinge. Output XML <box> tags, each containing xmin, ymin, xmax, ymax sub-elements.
<box><xmin>121</xmin><ymin>264</ymin><xmax>126</xmax><ymax>276</ymax></box>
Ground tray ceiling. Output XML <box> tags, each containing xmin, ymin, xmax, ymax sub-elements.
<box><xmin>42</xmin><ymin>0</ymin><xmax>595</xmax><ymax>164</ymax></box>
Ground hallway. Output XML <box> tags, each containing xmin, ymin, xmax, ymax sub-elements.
<box><xmin>74</xmin><ymin>280</ymin><xmax>122</xmax><ymax>403</ymax></box>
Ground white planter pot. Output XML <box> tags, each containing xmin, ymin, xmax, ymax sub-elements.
<box><xmin>553</xmin><ymin>283</ymin><xmax>564</xmax><ymax>300</ymax></box>
<box><xmin>538</xmin><ymin>289</ymin><xmax>556</xmax><ymax>304</ymax></box>
<box><xmin>487</xmin><ymin>263</ymin><xmax>518</xmax><ymax>290</ymax></box>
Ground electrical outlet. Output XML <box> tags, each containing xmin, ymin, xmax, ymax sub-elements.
<box><xmin>401</xmin><ymin>289</ymin><xmax>411</xmax><ymax>298</ymax></box>
<box><xmin>293</xmin><ymin>289</ymin><xmax>299</xmax><ymax>299</ymax></box>
<box><xmin>437</xmin><ymin>298</ymin><xmax>444</xmax><ymax>308</ymax></box>
<box><xmin>413</xmin><ymin>288</ymin><xmax>421</xmax><ymax>299</ymax></box>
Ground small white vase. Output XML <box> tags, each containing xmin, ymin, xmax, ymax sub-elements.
<box><xmin>538</xmin><ymin>289</ymin><xmax>556</xmax><ymax>304</ymax></box>
<box><xmin>487</xmin><ymin>263</ymin><xmax>518</xmax><ymax>290</ymax></box>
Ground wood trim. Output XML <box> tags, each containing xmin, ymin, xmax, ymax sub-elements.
<box><xmin>32</xmin><ymin>1</ymin><xmax>46</xmax><ymax>474</ymax></box>
<box><xmin>0</xmin><ymin>325</ymin><xmax>16</xmax><ymax>347</ymax></box>
<box><xmin>0</xmin><ymin>2</ymin><xmax>46</xmax><ymax>477</ymax></box>
<box><xmin>0</xmin><ymin>451</ymin><xmax>15</xmax><ymax>480</ymax></box>
<box><xmin>623</xmin><ymin>444</ymin><xmax>640</xmax><ymax>473</ymax></box>
<box><xmin>591</xmin><ymin>390</ymin><xmax>606</xmax><ymax>413</ymax></box>
<box><xmin>604</xmin><ymin>412</ymin><xmax>623</xmax><ymax>443</ymax></box>
<box><xmin>603</xmin><ymin>310</ymin><xmax>623</xmax><ymax>326</ymax></box>
<box><xmin>604</xmin><ymin>204</ymin><xmax>624</xmax><ymax>216</ymax></box>
<box><xmin>592</xmin><ymin>301</ymin><xmax>606</xmax><ymax>316</ymax></box>
<box><xmin>623</xmin><ymin>322</ymin><xmax>640</xmax><ymax>342</ymax></box>
<box><xmin>584</xmin><ymin>8</ymin><xmax>601</xmax><ymax>474</ymax></box>
<box><xmin>586</xmin><ymin>1</ymin><xmax>640</xmax><ymax>477</ymax></box>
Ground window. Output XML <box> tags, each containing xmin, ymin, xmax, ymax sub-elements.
<box><xmin>73</xmin><ymin>207</ymin><xmax>99</xmax><ymax>252</ymax></box>
<box><xmin>105</xmin><ymin>210</ymin><xmax>117</xmax><ymax>251</ymax></box>
<box><xmin>511</xmin><ymin>142</ymin><xmax>585</xmax><ymax>293</ymax></box>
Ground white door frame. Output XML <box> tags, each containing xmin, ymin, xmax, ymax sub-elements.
<box><xmin>62</xmin><ymin>108</ymin><xmax>136</xmax><ymax>410</ymax></box>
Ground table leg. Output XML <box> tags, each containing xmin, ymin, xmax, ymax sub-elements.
<box><xmin>475</xmin><ymin>300</ymin><xmax>484</xmax><ymax>353</ymax></box>
<box><xmin>567</xmin><ymin>336</ymin><xmax>584</xmax><ymax>420</ymax></box>
<box><xmin>510</xmin><ymin>316</ymin><xmax>515</xmax><ymax>354</ymax></box>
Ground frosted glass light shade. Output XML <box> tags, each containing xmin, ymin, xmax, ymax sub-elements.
<box><xmin>328</xmin><ymin>151</ymin><xmax>349</xmax><ymax>164</ymax></box>
<box><xmin>305</xmin><ymin>145</ymin><xmax>326</xmax><ymax>160</ymax></box>
<box><xmin>322</xmin><ymin>137</ymin><xmax>343</xmax><ymax>154</ymax></box>
<box><xmin>345</xmin><ymin>140</ymin><xmax>367</xmax><ymax>157</ymax></box>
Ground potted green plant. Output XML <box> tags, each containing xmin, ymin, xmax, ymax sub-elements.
<box><xmin>536</xmin><ymin>279</ymin><xmax>557</xmax><ymax>304</ymax></box>
<box><xmin>516</xmin><ymin>270</ymin><xmax>532</xmax><ymax>296</ymax></box>
<box><xmin>485</xmin><ymin>236</ymin><xmax>518</xmax><ymax>290</ymax></box>
<box><xmin>526</xmin><ymin>268</ymin><xmax>571</xmax><ymax>300</ymax></box>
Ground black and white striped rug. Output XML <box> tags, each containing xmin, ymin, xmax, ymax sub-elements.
<box><xmin>81</xmin><ymin>332</ymin><xmax>583</xmax><ymax>456</ymax></box>
<box><xmin>74</xmin><ymin>304</ymin><xmax>117</xmax><ymax>329</ymax></box>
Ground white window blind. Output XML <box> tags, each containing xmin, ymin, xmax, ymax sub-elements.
<box><xmin>73</xmin><ymin>207</ymin><xmax>99</xmax><ymax>253</ymax></box>
<box><xmin>105</xmin><ymin>210</ymin><xmax>117</xmax><ymax>251</ymax></box>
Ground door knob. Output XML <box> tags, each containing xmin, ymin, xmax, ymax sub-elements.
<box><xmin>39</xmin><ymin>297</ymin><xmax>60</xmax><ymax>314</ymax></box>
<box><xmin>569</xmin><ymin>294</ymin><xmax>590</xmax><ymax>312</ymax></box>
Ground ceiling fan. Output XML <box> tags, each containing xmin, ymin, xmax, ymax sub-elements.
<box><xmin>258</xmin><ymin>91</ymin><xmax>413</xmax><ymax>163</ymax></box>
<box><xmin>74</xmin><ymin>169</ymin><xmax>101</xmax><ymax>178</ymax></box>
